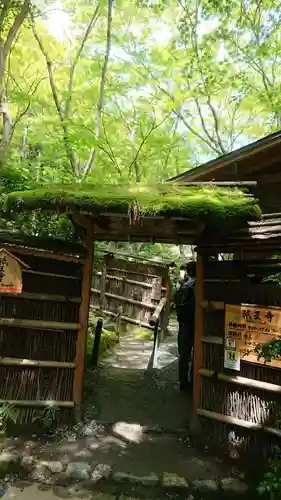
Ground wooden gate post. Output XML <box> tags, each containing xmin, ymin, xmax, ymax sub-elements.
<box><xmin>193</xmin><ymin>252</ymin><xmax>205</xmax><ymax>415</ymax></box>
<box><xmin>73</xmin><ymin>216</ymin><xmax>94</xmax><ymax>419</ymax></box>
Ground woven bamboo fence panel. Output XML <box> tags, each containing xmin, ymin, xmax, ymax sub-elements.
<box><xmin>91</xmin><ymin>255</ymin><xmax>169</xmax><ymax>328</ymax></box>
<box><xmin>201</xmin><ymin>259</ymin><xmax>281</xmax><ymax>459</ymax></box>
<box><xmin>0</xmin><ymin>243</ymin><xmax>83</xmax><ymax>425</ymax></box>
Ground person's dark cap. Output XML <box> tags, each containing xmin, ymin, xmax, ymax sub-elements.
<box><xmin>181</xmin><ymin>260</ymin><xmax>196</xmax><ymax>277</ymax></box>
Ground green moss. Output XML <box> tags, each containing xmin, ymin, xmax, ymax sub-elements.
<box><xmin>0</xmin><ymin>183</ymin><xmax>261</xmax><ymax>223</ymax></box>
<box><xmin>131</xmin><ymin>326</ymin><xmax>154</xmax><ymax>340</ymax></box>
<box><xmin>86</xmin><ymin>312</ymin><xmax>118</xmax><ymax>361</ymax></box>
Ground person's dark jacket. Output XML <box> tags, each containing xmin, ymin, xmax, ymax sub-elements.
<box><xmin>174</xmin><ymin>277</ymin><xmax>196</xmax><ymax>323</ymax></box>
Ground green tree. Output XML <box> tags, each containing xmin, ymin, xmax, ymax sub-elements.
<box><xmin>0</xmin><ymin>0</ymin><xmax>31</xmax><ymax>162</ymax></box>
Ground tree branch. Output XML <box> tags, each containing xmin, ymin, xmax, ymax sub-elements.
<box><xmin>3</xmin><ymin>0</ymin><xmax>30</xmax><ymax>60</ymax></box>
<box><xmin>64</xmin><ymin>3</ymin><xmax>100</xmax><ymax>120</ymax></box>
<box><xmin>0</xmin><ymin>0</ymin><xmax>11</xmax><ymax>31</ymax></box>
<box><xmin>101</xmin><ymin>117</ymin><xmax>121</xmax><ymax>175</ymax></box>
<box><xmin>158</xmin><ymin>85</ymin><xmax>222</xmax><ymax>155</ymax></box>
<box><xmin>32</xmin><ymin>18</ymin><xmax>77</xmax><ymax>175</ymax></box>
<box><xmin>10</xmin><ymin>76</ymin><xmax>46</xmax><ymax>142</ymax></box>
<box><xmin>126</xmin><ymin>113</ymin><xmax>170</xmax><ymax>178</ymax></box>
<box><xmin>205</xmin><ymin>96</ymin><xmax>227</xmax><ymax>154</ymax></box>
<box><xmin>82</xmin><ymin>0</ymin><xmax>114</xmax><ymax>180</ymax></box>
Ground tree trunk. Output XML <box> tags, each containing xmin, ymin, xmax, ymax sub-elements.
<box><xmin>0</xmin><ymin>0</ymin><xmax>30</xmax><ymax>164</ymax></box>
<box><xmin>0</xmin><ymin>93</ymin><xmax>12</xmax><ymax>164</ymax></box>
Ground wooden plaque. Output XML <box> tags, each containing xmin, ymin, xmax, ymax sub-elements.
<box><xmin>225</xmin><ymin>303</ymin><xmax>281</xmax><ymax>369</ymax></box>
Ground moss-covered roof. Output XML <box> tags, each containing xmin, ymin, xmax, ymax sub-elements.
<box><xmin>0</xmin><ymin>183</ymin><xmax>261</xmax><ymax>223</ymax></box>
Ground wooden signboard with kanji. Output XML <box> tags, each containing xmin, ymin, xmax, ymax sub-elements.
<box><xmin>0</xmin><ymin>249</ymin><xmax>29</xmax><ymax>294</ymax></box>
<box><xmin>225</xmin><ymin>304</ymin><xmax>281</xmax><ymax>369</ymax></box>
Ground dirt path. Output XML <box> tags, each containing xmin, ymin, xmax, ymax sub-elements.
<box><xmin>85</xmin><ymin>319</ymin><xmax>191</xmax><ymax>430</ymax></box>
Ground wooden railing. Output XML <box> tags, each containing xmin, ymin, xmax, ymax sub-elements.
<box><xmin>148</xmin><ymin>297</ymin><xmax>167</xmax><ymax>369</ymax></box>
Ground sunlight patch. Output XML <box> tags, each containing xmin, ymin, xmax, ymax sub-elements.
<box><xmin>112</xmin><ymin>421</ymin><xmax>144</xmax><ymax>443</ymax></box>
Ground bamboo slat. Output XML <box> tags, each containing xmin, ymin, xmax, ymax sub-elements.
<box><xmin>23</xmin><ymin>269</ymin><xmax>80</xmax><ymax>280</ymax></box>
<box><xmin>93</xmin><ymin>271</ymin><xmax>166</xmax><ymax>291</ymax></box>
<box><xmin>0</xmin><ymin>292</ymin><xmax>81</xmax><ymax>303</ymax></box>
<box><xmin>90</xmin><ymin>305</ymin><xmax>154</xmax><ymax>329</ymax></box>
<box><xmin>0</xmin><ymin>400</ymin><xmax>74</xmax><ymax>408</ymax></box>
<box><xmin>0</xmin><ymin>318</ymin><xmax>80</xmax><ymax>330</ymax></box>
<box><xmin>199</xmin><ymin>368</ymin><xmax>281</xmax><ymax>394</ymax></box>
<box><xmin>201</xmin><ymin>336</ymin><xmax>223</xmax><ymax>345</ymax></box>
<box><xmin>91</xmin><ymin>288</ymin><xmax>155</xmax><ymax>310</ymax></box>
<box><xmin>107</xmin><ymin>267</ymin><xmax>159</xmax><ymax>278</ymax></box>
<box><xmin>197</xmin><ymin>408</ymin><xmax>281</xmax><ymax>439</ymax></box>
<box><xmin>0</xmin><ymin>358</ymin><xmax>76</xmax><ymax>368</ymax></box>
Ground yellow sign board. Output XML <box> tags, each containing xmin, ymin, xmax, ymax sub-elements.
<box><xmin>225</xmin><ymin>304</ymin><xmax>281</xmax><ymax>369</ymax></box>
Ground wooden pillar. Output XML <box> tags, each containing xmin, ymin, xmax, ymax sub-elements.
<box><xmin>73</xmin><ymin>217</ymin><xmax>94</xmax><ymax>418</ymax></box>
<box><xmin>193</xmin><ymin>252</ymin><xmax>205</xmax><ymax>414</ymax></box>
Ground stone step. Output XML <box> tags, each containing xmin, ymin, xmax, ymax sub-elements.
<box><xmin>0</xmin><ymin>431</ymin><xmax>251</xmax><ymax>500</ymax></box>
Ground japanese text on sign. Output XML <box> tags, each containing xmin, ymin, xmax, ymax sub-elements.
<box><xmin>225</xmin><ymin>304</ymin><xmax>281</xmax><ymax>369</ymax></box>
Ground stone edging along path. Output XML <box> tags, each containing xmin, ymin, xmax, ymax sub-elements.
<box><xmin>0</xmin><ymin>449</ymin><xmax>251</xmax><ymax>499</ymax></box>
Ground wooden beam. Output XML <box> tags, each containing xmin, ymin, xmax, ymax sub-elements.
<box><xmin>199</xmin><ymin>368</ymin><xmax>281</xmax><ymax>394</ymax></box>
<box><xmin>0</xmin><ymin>244</ymin><xmax>84</xmax><ymax>263</ymax></box>
<box><xmin>0</xmin><ymin>358</ymin><xmax>75</xmax><ymax>368</ymax></box>
<box><xmin>197</xmin><ymin>408</ymin><xmax>281</xmax><ymax>439</ymax></box>
<box><xmin>193</xmin><ymin>253</ymin><xmax>205</xmax><ymax>414</ymax></box>
<box><xmin>73</xmin><ymin>218</ymin><xmax>94</xmax><ymax>416</ymax></box>
<box><xmin>149</xmin><ymin>297</ymin><xmax>167</xmax><ymax>326</ymax></box>
<box><xmin>0</xmin><ymin>318</ymin><xmax>79</xmax><ymax>330</ymax></box>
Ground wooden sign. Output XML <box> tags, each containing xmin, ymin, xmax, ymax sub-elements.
<box><xmin>0</xmin><ymin>249</ymin><xmax>29</xmax><ymax>294</ymax></box>
<box><xmin>225</xmin><ymin>304</ymin><xmax>281</xmax><ymax>369</ymax></box>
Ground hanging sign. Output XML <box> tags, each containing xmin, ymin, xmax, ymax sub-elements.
<box><xmin>225</xmin><ymin>304</ymin><xmax>281</xmax><ymax>369</ymax></box>
<box><xmin>0</xmin><ymin>249</ymin><xmax>29</xmax><ymax>294</ymax></box>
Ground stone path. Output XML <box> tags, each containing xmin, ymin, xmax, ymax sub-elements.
<box><xmin>0</xmin><ymin>322</ymin><xmax>250</xmax><ymax>498</ymax></box>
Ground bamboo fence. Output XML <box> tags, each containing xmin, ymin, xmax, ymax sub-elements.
<box><xmin>91</xmin><ymin>254</ymin><xmax>171</xmax><ymax>331</ymax></box>
<box><xmin>198</xmin><ymin>258</ymin><xmax>281</xmax><ymax>458</ymax></box>
<box><xmin>0</xmin><ymin>237</ymin><xmax>84</xmax><ymax>424</ymax></box>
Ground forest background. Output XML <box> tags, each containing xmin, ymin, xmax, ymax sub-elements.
<box><xmin>0</xmin><ymin>0</ymin><xmax>280</xmax><ymax>261</ymax></box>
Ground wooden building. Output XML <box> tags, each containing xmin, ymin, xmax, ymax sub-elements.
<box><xmin>168</xmin><ymin>130</ymin><xmax>281</xmax><ymax>214</ymax></box>
<box><xmin>169</xmin><ymin>132</ymin><xmax>281</xmax><ymax>456</ymax></box>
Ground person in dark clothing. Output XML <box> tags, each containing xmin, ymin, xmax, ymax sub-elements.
<box><xmin>174</xmin><ymin>262</ymin><xmax>196</xmax><ymax>392</ymax></box>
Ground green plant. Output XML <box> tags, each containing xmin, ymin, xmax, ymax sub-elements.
<box><xmin>0</xmin><ymin>402</ymin><xmax>19</xmax><ymax>431</ymax></box>
<box><xmin>42</xmin><ymin>406</ymin><xmax>60</xmax><ymax>430</ymax></box>
<box><xmin>258</xmin><ymin>448</ymin><xmax>281</xmax><ymax>499</ymax></box>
